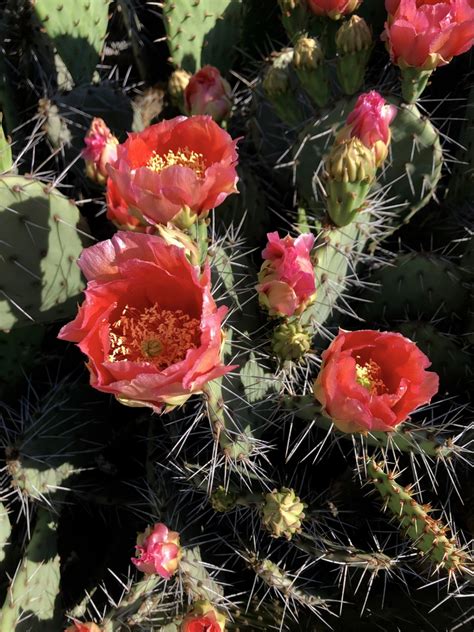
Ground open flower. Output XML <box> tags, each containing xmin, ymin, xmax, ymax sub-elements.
<box><xmin>65</xmin><ymin>623</ymin><xmax>102</xmax><ymax>632</ymax></box>
<box><xmin>58</xmin><ymin>232</ymin><xmax>232</xmax><ymax>412</ymax></box>
<box><xmin>132</xmin><ymin>523</ymin><xmax>181</xmax><ymax>578</ymax></box>
<box><xmin>107</xmin><ymin>116</ymin><xmax>239</xmax><ymax>228</ymax></box>
<box><xmin>338</xmin><ymin>91</ymin><xmax>397</xmax><ymax>166</ymax></box>
<box><xmin>181</xmin><ymin>602</ymin><xmax>226</xmax><ymax>632</ymax></box>
<box><xmin>257</xmin><ymin>232</ymin><xmax>316</xmax><ymax>318</ymax></box>
<box><xmin>82</xmin><ymin>118</ymin><xmax>119</xmax><ymax>185</ymax></box>
<box><xmin>106</xmin><ymin>178</ymin><xmax>147</xmax><ymax>231</ymax></box>
<box><xmin>384</xmin><ymin>0</ymin><xmax>474</xmax><ymax>70</ymax></box>
<box><xmin>184</xmin><ymin>66</ymin><xmax>232</xmax><ymax>122</ymax></box>
<box><xmin>307</xmin><ymin>0</ymin><xmax>361</xmax><ymax>19</ymax></box>
<box><xmin>314</xmin><ymin>330</ymin><xmax>439</xmax><ymax>434</ymax></box>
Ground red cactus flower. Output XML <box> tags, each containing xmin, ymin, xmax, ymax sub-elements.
<box><xmin>307</xmin><ymin>0</ymin><xmax>361</xmax><ymax>19</ymax></box>
<box><xmin>314</xmin><ymin>330</ymin><xmax>439</xmax><ymax>434</ymax></box>
<box><xmin>384</xmin><ymin>0</ymin><xmax>474</xmax><ymax>69</ymax></box>
<box><xmin>107</xmin><ymin>116</ymin><xmax>239</xmax><ymax>228</ymax></box>
<box><xmin>132</xmin><ymin>523</ymin><xmax>181</xmax><ymax>578</ymax></box>
<box><xmin>340</xmin><ymin>91</ymin><xmax>397</xmax><ymax>165</ymax></box>
<box><xmin>82</xmin><ymin>117</ymin><xmax>118</xmax><ymax>186</ymax></box>
<box><xmin>184</xmin><ymin>65</ymin><xmax>232</xmax><ymax>123</ymax></box>
<box><xmin>65</xmin><ymin>622</ymin><xmax>102</xmax><ymax>632</ymax></box>
<box><xmin>106</xmin><ymin>178</ymin><xmax>148</xmax><ymax>231</ymax></box>
<box><xmin>181</xmin><ymin>602</ymin><xmax>226</xmax><ymax>632</ymax></box>
<box><xmin>257</xmin><ymin>232</ymin><xmax>316</xmax><ymax>318</ymax></box>
<box><xmin>58</xmin><ymin>232</ymin><xmax>232</xmax><ymax>412</ymax></box>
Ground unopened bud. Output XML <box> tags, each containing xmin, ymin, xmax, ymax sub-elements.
<box><xmin>336</xmin><ymin>16</ymin><xmax>373</xmax><ymax>95</ymax></box>
<box><xmin>263</xmin><ymin>64</ymin><xmax>290</xmax><ymax>97</ymax></box>
<box><xmin>292</xmin><ymin>36</ymin><xmax>329</xmax><ymax>107</ymax></box>
<box><xmin>293</xmin><ymin>36</ymin><xmax>324</xmax><ymax>70</ymax></box>
<box><xmin>262</xmin><ymin>50</ymin><xmax>304</xmax><ymax>126</ymax></box>
<box><xmin>272</xmin><ymin>322</ymin><xmax>312</xmax><ymax>362</ymax></box>
<box><xmin>325</xmin><ymin>138</ymin><xmax>375</xmax><ymax>227</ymax></box>
<box><xmin>82</xmin><ymin>118</ymin><xmax>118</xmax><ymax>186</ymax></box>
<box><xmin>262</xmin><ymin>487</ymin><xmax>306</xmax><ymax>539</ymax></box>
<box><xmin>168</xmin><ymin>69</ymin><xmax>191</xmax><ymax>108</ymax></box>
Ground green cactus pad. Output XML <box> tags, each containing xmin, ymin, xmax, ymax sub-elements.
<box><xmin>163</xmin><ymin>0</ymin><xmax>243</xmax><ymax>74</ymax></box>
<box><xmin>0</xmin><ymin>502</ymin><xmax>10</xmax><ymax>565</ymax></box>
<box><xmin>360</xmin><ymin>252</ymin><xmax>468</xmax><ymax>323</ymax></box>
<box><xmin>368</xmin><ymin>459</ymin><xmax>466</xmax><ymax>574</ymax></box>
<box><xmin>0</xmin><ymin>508</ymin><xmax>61</xmax><ymax>631</ymax></box>
<box><xmin>180</xmin><ymin>546</ymin><xmax>224</xmax><ymax>602</ymax></box>
<box><xmin>32</xmin><ymin>0</ymin><xmax>111</xmax><ymax>85</ymax></box>
<box><xmin>0</xmin><ymin>175</ymin><xmax>90</xmax><ymax>331</ymax></box>
<box><xmin>0</xmin><ymin>113</ymin><xmax>12</xmax><ymax>172</ymax></box>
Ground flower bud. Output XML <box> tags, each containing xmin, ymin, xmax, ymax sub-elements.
<box><xmin>262</xmin><ymin>50</ymin><xmax>305</xmax><ymax>126</ymax></box>
<box><xmin>336</xmin><ymin>16</ymin><xmax>372</xmax><ymax>54</ymax></box>
<box><xmin>181</xmin><ymin>601</ymin><xmax>226</xmax><ymax>632</ymax></box>
<box><xmin>263</xmin><ymin>63</ymin><xmax>290</xmax><ymax>97</ymax></box>
<box><xmin>168</xmin><ymin>69</ymin><xmax>192</xmax><ymax>109</ymax></box>
<box><xmin>262</xmin><ymin>487</ymin><xmax>306</xmax><ymax>539</ymax></box>
<box><xmin>210</xmin><ymin>486</ymin><xmax>238</xmax><ymax>513</ymax></box>
<box><xmin>293</xmin><ymin>36</ymin><xmax>324</xmax><ymax>70</ymax></box>
<box><xmin>82</xmin><ymin>118</ymin><xmax>119</xmax><ymax>186</ymax></box>
<box><xmin>336</xmin><ymin>17</ymin><xmax>372</xmax><ymax>95</ymax></box>
<box><xmin>184</xmin><ymin>66</ymin><xmax>232</xmax><ymax>123</ymax></box>
<box><xmin>307</xmin><ymin>0</ymin><xmax>361</xmax><ymax>20</ymax></box>
<box><xmin>325</xmin><ymin>138</ymin><xmax>375</xmax><ymax>227</ymax></box>
<box><xmin>65</xmin><ymin>623</ymin><xmax>102</xmax><ymax>632</ymax></box>
<box><xmin>132</xmin><ymin>523</ymin><xmax>181</xmax><ymax>579</ymax></box>
<box><xmin>292</xmin><ymin>35</ymin><xmax>329</xmax><ymax>107</ymax></box>
<box><xmin>272</xmin><ymin>321</ymin><xmax>312</xmax><ymax>362</ymax></box>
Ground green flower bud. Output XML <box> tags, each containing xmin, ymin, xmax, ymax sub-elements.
<box><xmin>293</xmin><ymin>36</ymin><xmax>324</xmax><ymax>70</ymax></box>
<box><xmin>325</xmin><ymin>138</ymin><xmax>376</xmax><ymax>227</ymax></box>
<box><xmin>211</xmin><ymin>486</ymin><xmax>238</xmax><ymax>513</ymax></box>
<box><xmin>262</xmin><ymin>50</ymin><xmax>304</xmax><ymax>126</ymax></box>
<box><xmin>263</xmin><ymin>64</ymin><xmax>290</xmax><ymax>97</ymax></box>
<box><xmin>272</xmin><ymin>322</ymin><xmax>312</xmax><ymax>362</ymax></box>
<box><xmin>262</xmin><ymin>487</ymin><xmax>306</xmax><ymax>539</ymax></box>
<box><xmin>336</xmin><ymin>16</ymin><xmax>372</xmax><ymax>54</ymax></box>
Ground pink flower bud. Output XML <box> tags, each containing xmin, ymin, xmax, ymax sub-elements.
<box><xmin>257</xmin><ymin>232</ymin><xmax>316</xmax><ymax>318</ymax></box>
<box><xmin>338</xmin><ymin>91</ymin><xmax>397</xmax><ymax>166</ymax></box>
<box><xmin>132</xmin><ymin>523</ymin><xmax>181</xmax><ymax>579</ymax></box>
<box><xmin>383</xmin><ymin>0</ymin><xmax>474</xmax><ymax>70</ymax></box>
<box><xmin>184</xmin><ymin>66</ymin><xmax>232</xmax><ymax>123</ymax></box>
<box><xmin>307</xmin><ymin>0</ymin><xmax>361</xmax><ymax>19</ymax></box>
<box><xmin>82</xmin><ymin>118</ymin><xmax>119</xmax><ymax>185</ymax></box>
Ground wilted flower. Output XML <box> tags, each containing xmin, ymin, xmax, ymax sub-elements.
<box><xmin>339</xmin><ymin>91</ymin><xmax>397</xmax><ymax>165</ymax></box>
<box><xmin>82</xmin><ymin>117</ymin><xmax>119</xmax><ymax>186</ymax></box>
<box><xmin>58</xmin><ymin>232</ymin><xmax>232</xmax><ymax>412</ymax></box>
<box><xmin>384</xmin><ymin>0</ymin><xmax>474</xmax><ymax>70</ymax></box>
<box><xmin>313</xmin><ymin>329</ymin><xmax>439</xmax><ymax>434</ymax></box>
<box><xmin>184</xmin><ymin>65</ymin><xmax>232</xmax><ymax>123</ymax></box>
<box><xmin>307</xmin><ymin>0</ymin><xmax>361</xmax><ymax>19</ymax></box>
<box><xmin>132</xmin><ymin>523</ymin><xmax>181</xmax><ymax>578</ymax></box>
<box><xmin>107</xmin><ymin>116</ymin><xmax>239</xmax><ymax>228</ymax></box>
<box><xmin>257</xmin><ymin>232</ymin><xmax>316</xmax><ymax>318</ymax></box>
<box><xmin>181</xmin><ymin>601</ymin><xmax>226</xmax><ymax>632</ymax></box>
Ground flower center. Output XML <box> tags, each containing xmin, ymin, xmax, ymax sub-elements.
<box><xmin>108</xmin><ymin>304</ymin><xmax>200</xmax><ymax>369</ymax></box>
<box><xmin>146</xmin><ymin>147</ymin><xmax>206</xmax><ymax>177</ymax></box>
<box><xmin>355</xmin><ymin>358</ymin><xmax>387</xmax><ymax>395</ymax></box>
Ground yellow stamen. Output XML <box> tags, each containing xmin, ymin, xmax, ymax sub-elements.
<box><xmin>146</xmin><ymin>147</ymin><xmax>206</xmax><ymax>177</ymax></box>
<box><xmin>108</xmin><ymin>304</ymin><xmax>200</xmax><ymax>369</ymax></box>
<box><xmin>355</xmin><ymin>358</ymin><xmax>387</xmax><ymax>394</ymax></box>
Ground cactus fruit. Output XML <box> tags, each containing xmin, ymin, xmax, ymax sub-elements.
<box><xmin>163</xmin><ymin>0</ymin><xmax>243</xmax><ymax>74</ymax></box>
<box><xmin>32</xmin><ymin>0</ymin><xmax>111</xmax><ymax>85</ymax></box>
<box><xmin>0</xmin><ymin>175</ymin><xmax>90</xmax><ymax>330</ymax></box>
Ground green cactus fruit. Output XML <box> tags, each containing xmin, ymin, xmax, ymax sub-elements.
<box><xmin>163</xmin><ymin>0</ymin><xmax>243</xmax><ymax>74</ymax></box>
<box><xmin>396</xmin><ymin>322</ymin><xmax>472</xmax><ymax>390</ymax></box>
<box><xmin>0</xmin><ymin>175</ymin><xmax>90</xmax><ymax>331</ymax></box>
<box><xmin>263</xmin><ymin>49</ymin><xmax>305</xmax><ymax>127</ymax></box>
<box><xmin>368</xmin><ymin>459</ymin><xmax>466</xmax><ymax>574</ymax></box>
<box><xmin>335</xmin><ymin>16</ymin><xmax>373</xmax><ymax>95</ymax></box>
<box><xmin>360</xmin><ymin>252</ymin><xmax>468</xmax><ymax>323</ymax></box>
<box><xmin>261</xmin><ymin>487</ymin><xmax>306</xmax><ymax>539</ymax></box>
<box><xmin>294</xmin><ymin>99</ymin><xmax>442</xmax><ymax>229</ymax></box>
<box><xmin>32</xmin><ymin>0</ymin><xmax>111</xmax><ymax>85</ymax></box>
<box><xmin>0</xmin><ymin>113</ymin><xmax>12</xmax><ymax>172</ymax></box>
<box><xmin>0</xmin><ymin>508</ymin><xmax>61</xmax><ymax>631</ymax></box>
<box><xmin>292</xmin><ymin>35</ymin><xmax>330</xmax><ymax>108</ymax></box>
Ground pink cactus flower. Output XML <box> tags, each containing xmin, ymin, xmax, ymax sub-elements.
<box><xmin>184</xmin><ymin>65</ymin><xmax>232</xmax><ymax>123</ymax></box>
<box><xmin>341</xmin><ymin>91</ymin><xmax>397</xmax><ymax>165</ymax></box>
<box><xmin>107</xmin><ymin>116</ymin><xmax>239</xmax><ymax>228</ymax></box>
<box><xmin>383</xmin><ymin>0</ymin><xmax>474</xmax><ymax>69</ymax></box>
<box><xmin>307</xmin><ymin>0</ymin><xmax>362</xmax><ymax>19</ymax></box>
<box><xmin>58</xmin><ymin>232</ymin><xmax>233</xmax><ymax>412</ymax></box>
<box><xmin>257</xmin><ymin>232</ymin><xmax>316</xmax><ymax>318</ymax></box>
<box><xmin>132</xmin><ymin>523</ymin><xmax>181</xmax><ymax>578</ymax></box>
<box><xmin>314</xmin><ymin>329</ymin><xmax>439</xmax><ymax>434</ymax></box>
<box><xmin>82</xmin><ymin>118</ymin><xmax>119</xmax><ymax>186</ymax></box>
<box><xmin>105</xmin><ymin>178</ymin><xmax>148</xmax><ymax>232</ymax></box>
